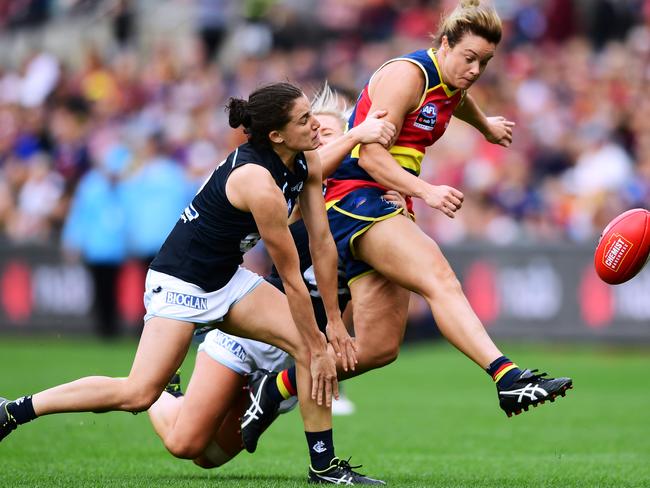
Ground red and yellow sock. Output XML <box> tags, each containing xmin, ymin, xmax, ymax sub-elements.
<box><xmin>265</xmin><ymin>366</ymin><xmax>298</xmax><ymax>403</ymax></box>
<box><xmin>276</xmin><ymin>367</ymin><xmax>297</xmax><ymax>399</ymax></box>
<box><xmin>486</xmin><ymin>356</ymin><xmax>522</xmax><ymax>388</ymax></box>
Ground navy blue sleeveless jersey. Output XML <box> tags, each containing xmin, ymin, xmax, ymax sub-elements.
<box><xmin>150</xmin><ymin>142</ymin><xmax>308</xmax><ymax>292</ymax></box>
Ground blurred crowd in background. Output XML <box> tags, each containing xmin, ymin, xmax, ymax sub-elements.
<box><xmin>0</xmin><ymin>0</ymin><xmax>649</xmax><ymax>263</ymax></box>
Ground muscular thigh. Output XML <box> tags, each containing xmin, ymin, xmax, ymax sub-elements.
<box><xmin>354</xmin><ymin>214</ymin><xmax>452</xmax><ymax>297</ymax></box>
<box><xmin>128</xmin><ymin>316</ymin><xmax>195</xmax><ymax>392</ymax></box>
<box><xmin>350</xmin><ymin>272</ymin><xmax>410</xmax><ymax>353</ymax></box>
<box><xmin>220</xmin><ymin>281</ymin><xmax>301</xmax><ymax>359</ymax></box>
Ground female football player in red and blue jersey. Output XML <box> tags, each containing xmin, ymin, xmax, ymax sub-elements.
<box><xmin>322</xmin><ymin>0</ymin><xmax>572</xmax><ymax>416</ymax></box>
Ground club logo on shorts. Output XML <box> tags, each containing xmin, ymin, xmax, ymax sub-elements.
<box><xmin>414</xmin><ymin>102</ymin><xmax>437</xmax><ymax>131</ymax></box>
<box><xmin>165</xmin><ymin>291</ymin><xmax>208</xmax><ymax>310</ymax></box>
<box><xmin>214</xmin><ymin>332</ymin><xmax>247</xmax><ymax>361</ymax></box>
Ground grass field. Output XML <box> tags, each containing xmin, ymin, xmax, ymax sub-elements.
<box><xmin>1</xmin><ymin>337</ymin><xmax>649</xmax><ymax>487</ymax></box>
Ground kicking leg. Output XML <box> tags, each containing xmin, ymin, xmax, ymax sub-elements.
<box><xmin>355</xmin><ymin>214</ymin><xmax>573</xmax><ymax>416</ymax></box>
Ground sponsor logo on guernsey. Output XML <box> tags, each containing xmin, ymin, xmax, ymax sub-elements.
<box><xmin>215</xmin><ymin>332</ymin><xmax>247</xmax><ymax>362</ymax></box>
<box><xmin>603</xmin><ymin>233</ymin><xmax>633</xmax><ymax>271</ymax></box>
<box><xmin>165</xmin><ymin>291</ymin><xmax>208</xmax><ymax>310</ymax></box>
<box><xmin>414</xmin><ymin>102</ymin><xmax>438</xmax><ymax>131</ymax></box>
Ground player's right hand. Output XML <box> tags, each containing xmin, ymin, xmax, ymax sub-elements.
<box><xmin>310</xmin><ymin>349</ymin><xmax>339</xmax><ymax>407</ymax></box>
<box><xmin>421</xmin><ymin>184</ymin><xmax>464</xmax><ymax>218</ymax></box>
<box><xmin>353</xmin><ymin>110</ymin><xmax>396</xmax><ymax>148</ymax></box>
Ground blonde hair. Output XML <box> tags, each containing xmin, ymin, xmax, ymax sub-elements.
<box><xmin>310</xmin><ymin>82</ymin><xmax>348</xmax><ymax>127</ymax></box>
<box><xmin>435</xmin><ymin>0</ymin><xmax>502</xmax><ymax>47</ymax></box>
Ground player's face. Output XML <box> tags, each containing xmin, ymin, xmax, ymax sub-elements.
<box><xmin>278</xmin><ymin>95</ymin><xmax>321</xmax><ymax>151</ymax></box>
<box><xmin>440</xmin><ymin>33</ymin><xmax>496</xmax><ymax>90</ymax></box>
<box><xmin>314</xmin><ymin>114</ymin><xmax>344</xmax><ymax>149</ymax></box>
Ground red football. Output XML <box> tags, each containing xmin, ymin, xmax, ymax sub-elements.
<box><xmin>594</xmin><ymin>208</ymin><xmax>650</xmax><ymax>285</ymax></box>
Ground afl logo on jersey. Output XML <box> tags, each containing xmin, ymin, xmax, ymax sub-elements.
<box><xmin>414</xmin><ymin>102</ymin><xmax>437</xmax><ymax>131</ymax></box>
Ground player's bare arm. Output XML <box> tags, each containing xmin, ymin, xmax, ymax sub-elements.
<box><xmin>453</xmin><ymin>93</ymin><xmax>514</xmax><ymax>147</ymax></box>
<box><xmin>227</xmin><ymin>163</ymin><xmax>337</xmax><ymax>405</ymax></box>
<box><xmin>301</xmin><ymin>151</ymin><xmax>358</xmax><ymax>373</ymax></box>
<box><xmin>360</xmin><ymin>61</ymin><xmax>465</xmax><ymax>218</ymax></box>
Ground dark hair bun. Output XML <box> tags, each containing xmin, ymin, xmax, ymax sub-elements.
<box><xmin>227</xmin><ymin>97</ymin><xmax>252</xmax><ymax>128</ymax></box>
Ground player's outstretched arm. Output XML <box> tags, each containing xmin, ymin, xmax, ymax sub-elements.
<box><xmin>453</xmin><ymin>93</ymin><xmax>515</xmax><ymax>147</ymax></box>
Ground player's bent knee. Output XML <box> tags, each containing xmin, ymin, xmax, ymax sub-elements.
<box><xmin>425</xmin><ymin>266</ymin><xmax>463</xmax><ymax>300</ymax></box>
<box><xmin>164</xmin><ymin>436</ymin><xmax>206</xmax><ymax>460</ymax></box>
<box><xmin>370</xmin><ymin>346</ymin><xmax>399</xmax><ymax>368</ymax></box>
<box><xmin>361</xmin><ymin>340</ymin><xmax>400</xmax><ymax>370</ymax></box>
<box><xmin>290</xmin><ymin>347</ymin><xmax>310</xmax><ymax>369</ymax></box>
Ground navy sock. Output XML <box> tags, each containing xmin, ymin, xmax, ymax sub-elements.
<box><xmin>486</xmin><ymin>356</ymin><xmax>522</xmax><ymax>389</ymax></box>
<box><xmin>305</xmin><ymin>429</ymin><xmax>335</xmax><ymax>471</ymax></box>
<box><xmin>7</xmin><ymin>396</ymin><xmax>37</xmax><ymax>425</ymax></box>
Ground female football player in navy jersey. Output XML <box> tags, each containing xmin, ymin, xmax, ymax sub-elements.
<box><xmin>241</xmin><ymin>1</ymin><xmax>573</xmax><ymax>452</ymax></box>
<box><xmin>0</xmin><ymin>82</ymin><xmax>385</xmax><ymax>484</ymax></box>
<box><xmin>146</xmin><ymin>84</ymin><xmax>398</xmax><ymax>480</ymax></box>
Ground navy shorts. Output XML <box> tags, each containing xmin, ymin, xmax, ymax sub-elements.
<box><xmin>327</xmin><ymin>187</ymin><xmax>404</xmax><ymax>284</ymax></box>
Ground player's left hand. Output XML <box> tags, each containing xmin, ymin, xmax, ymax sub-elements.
<box><xmin>484</xmin><ymin>116</ymin><xmax>515</xmax><ymax>147</ymax></box>
<box><xmin>325</xmin><ymin>318</ymin><xmax>358</xmax><ymax>372</ymax></box>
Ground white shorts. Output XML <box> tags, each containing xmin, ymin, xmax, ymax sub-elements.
<box><xmin>143</xmin><ymin>268</ymin><xmax>263</xmax><ymax>324</ymax></box>
<box><xmin>199</xmin><ymin>329</ymin><xmax>293</xmax><ymax>376</ymax></box>
<box><xmin>199</xmin><ymin>329</ymin><xmax>298</xmax><ymax>414</ymax></box>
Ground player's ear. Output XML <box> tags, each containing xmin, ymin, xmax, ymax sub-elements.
<box><xmin>440</xmin><ymin>35</ymin><xmax>449</xmax><ymax>52</ymax></box>
<box><xmin>269</xmin><ymin>130</ymin><xmax>284</xmax><ymax>144</ymax></box>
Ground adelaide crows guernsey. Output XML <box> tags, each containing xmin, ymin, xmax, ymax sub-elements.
<box><xmin>325</xmin><ymin>48</ymin><xmax>465</xmax><ymax>211</ymax></box>
<box><xmin>150</xmin><ymin>142</ymin><xmax>308</xmax><ymax>292</ymax></box>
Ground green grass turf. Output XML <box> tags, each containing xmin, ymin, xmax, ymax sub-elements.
<box><xmin>1</xmin><ymin>337</ymin><xmax>649</xmax><ymax>487</ymax></box>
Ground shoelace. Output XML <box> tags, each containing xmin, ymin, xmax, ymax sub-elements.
<box><xmin>337</xmin><ymin>457</ymin><xmax>364</xmax><ymax>475</ymax></box>
<box><xmin>525</xmin><ymin>369</ymin><xmax>549</xmax><ymax>381</ymax></box>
